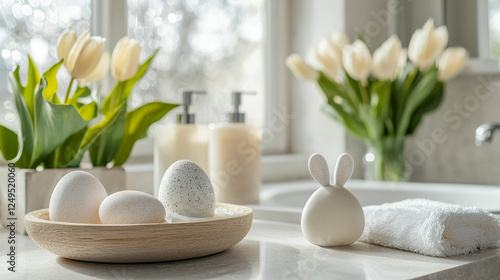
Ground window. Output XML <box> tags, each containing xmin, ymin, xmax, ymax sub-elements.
<box><xmin>0</xmin><ymin>0</ymin><xmax>289</xmax><ymax>161</ymax></box>
<box><xmin>489</xmin><ymin>0</ymin><xmax>500</xmax><ymax>58</ymax></box>
<box><xmin>0</xmin><ymin>0</ymin><xmax>91</xmax><ymax>132</ymax></box>
<box><xmin>392</xmin><ymin>0</ymin><xmax>500</xmax><ymax>61</ymax></box>
<box><xmin>127</xmin><ymin>0</ymin><xmax>265</xmax><ymax>127</ymax></box>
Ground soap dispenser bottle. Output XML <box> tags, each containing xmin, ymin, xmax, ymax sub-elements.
<box><xmin>154</xmin><ymin>90</ymin><xmax>208</xmax><ymax>196</ymax></box>
<box><xmin>208</xmin><ymin>91</ymin><xmax>261</xmax><ymax>204</ymax></box>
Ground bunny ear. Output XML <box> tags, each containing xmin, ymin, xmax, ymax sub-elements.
<box><xmin>334</xmin><ymin>153</ymin><xmax>354</xmax><ymax>187</ymax></box>
<box><xmin>308</xmin><ymin>153</ymin><xmax>330</xmax><ymax>187</ymax></box>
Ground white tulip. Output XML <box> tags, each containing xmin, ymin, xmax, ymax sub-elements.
<box><xmin>66</xmin><ymin>31</ymin><xmax>106</xmax><ymax>79</ymax></box>
<box><xmin>331</xmin><ymin>32</ymin><xmax>350</xmax><ymax>48</ymax></box>
<box><xmin>372</xmin><ymin>35</ymin><xmax>404</xmax><ymax>80</ymax></box>
<box><xmin>286</xmin><ymin>54</ymin><xmax>319</xmax><ymax>81</ymax></box>
<box><xmin>72</xmin><ymin>38</ymin><xmax>106</xmax><ymax>78</ymax></box>
<box><xmin>311</xmin><ymin>47</ymin><xmax>343</xmax><ymax>83</ymax></box>
<box><xmin>393</xmin><ymin>48</ymin><xmax>408</xmax><ymax>79</ymax></box>
<box><xmin>318</xmin><ymin>32</ymin><xmax>350</xmax><ymax>62</ymax></box>
<box><xmin>78</xmin><ymin>52</ymin><xmax>110</xmax><ymax>84</ymax></box>
<box><xmin>437</xmin><ymin>47</ymin><xmax>468</xmax><ymax>81</ymax></box>
<box><xmin>111</xmin><ymin>36</ymin><xmax>141</xmax><ymax>82</ymax></box>
<box><xmin>342</xmin><ymin>40</ymin><xmax>372</xmax><ymax>85</ymax></box>
<box><xmin>66</xmin><ymin>31</ymin><xmax>90</xmax><ymax>73</ymax></box>
<box><xmin>408</xmin><ymin>19</ymin><xmax>448</xmax><ymax>71</ymax></box>
<box><xmin>318</xmin><ymin>38</ymin><xmax>340</xmax><ymax>61</ymax></box>
<box><xmin>57</xmin><ymin>27</ymin><xmax>76</xmax><ymax>66</ymax></box>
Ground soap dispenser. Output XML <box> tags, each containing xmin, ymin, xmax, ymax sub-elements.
<box><xmin>154</xmin><ymin>90</ymin><xmax>208</xmax><ymax>196</ymax></box>
<box><xmin>208</xmin><ymin>91</ymin><xmax>261</xmax><ymax>204</ymax></box>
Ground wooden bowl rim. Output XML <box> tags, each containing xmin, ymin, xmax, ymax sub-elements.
<box><xmin>25</xmin><ymin>203</ymin><xmax>253</xmax><ymax>228</ymax></box>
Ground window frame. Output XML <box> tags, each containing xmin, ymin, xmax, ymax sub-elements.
<box><xmin>262</xmin><ymin>0</ymin><xmax>290</xmax><ymax>155</ymax></box>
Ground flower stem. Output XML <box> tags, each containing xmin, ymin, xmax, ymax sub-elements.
<box><xmin>367</xmin><ymin>138</ymin><xmax>406</xmax><ymax>181</ymax></box>
<box><xmin>111</xmin><ymin>82</ymin><xmax>121</xmax><ymax>112</ymax></box>
<box><xmin>374</xmin><ymin>142</ymin><xmax>385</xmax><ymax>180</ymax></box>
<box><xmin>64</xmin><ymin>78</ymin><xmax>75</xmax><ymax>104</ymax></box>
<box><xmin>360</xmin><ymin>84</ymin><xmax>370</xmax><ymax>104</ymax></box>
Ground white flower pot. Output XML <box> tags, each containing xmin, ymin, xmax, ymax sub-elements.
<box><xmin>0</xmin><ymin>167</ymin><xmax>125</xmax><ymax>234</ymax></box>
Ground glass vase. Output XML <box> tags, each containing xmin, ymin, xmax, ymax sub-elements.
<box><xmin>363</xmin><ymin>137</ymin><xmax>407</xmax><ymax>181</ymax></box>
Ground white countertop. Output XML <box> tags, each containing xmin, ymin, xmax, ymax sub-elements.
<box><xmin>1</xmin><ymin>218</ymin><xmax>500</xmax><ymax>280</ymax></box>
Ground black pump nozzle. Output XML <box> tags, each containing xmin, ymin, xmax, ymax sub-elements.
<box><xmin>228</xmin><ymin>91</ymin><xmax>255</xmax><ymax>123</ymax></box>
<box><xmin>177</xmin><ymin>90</ymin><xmax>206</xmax><ymax>124</ymax></box>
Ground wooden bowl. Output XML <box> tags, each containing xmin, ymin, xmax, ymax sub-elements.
<box><xmin>25</xmin><ymin>203</ymin><xmax>252</xmax><ymax>263</ymax></box>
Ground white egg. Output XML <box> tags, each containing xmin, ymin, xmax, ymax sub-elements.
<box><xmin>158</xmin><ymin>160</ymin><xmax>216</xmax><ymax>217</ymax></box>
<box><xmin>99</xmin><ymin>190</ymin><xmax>166</xmax><ymax>224</ymax></box>
<box><xmin>49</xmin><ymin>171</ymin><xmax>108</xmax><ymax>223</ymax></box>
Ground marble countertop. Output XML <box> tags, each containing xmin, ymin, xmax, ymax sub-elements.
<box><xmin>1</xmin><ymin>219</ymin><xmax>500</xmax><ymax>280</ymax></box>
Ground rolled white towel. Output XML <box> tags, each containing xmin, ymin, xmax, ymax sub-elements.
<box><xmin>359</xmin><ymin>199</ymin><xmax>500</xmax><ymax>257</ymax></box>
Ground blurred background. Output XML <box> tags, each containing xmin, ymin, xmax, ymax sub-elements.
<box><xmin>2</xmin><ymin>0</ymin><xmax>500</xmax><ymax>185</ymax></box>
<box><xmin>0</xmin><ymin>0</ymin><xmax>265</xmax><ymax>131</ymax></box>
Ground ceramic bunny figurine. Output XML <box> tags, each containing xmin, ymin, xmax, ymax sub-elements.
<box><xmin>301</xmin><ymin>153</ymin><xmax>365</xmax><ymax>246</ymax></box>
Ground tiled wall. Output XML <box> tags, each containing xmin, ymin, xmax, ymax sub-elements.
<box><xmin>406</xmin><ymin>74</ymin><xmax>500</xmax><ymax>185</ymax></box>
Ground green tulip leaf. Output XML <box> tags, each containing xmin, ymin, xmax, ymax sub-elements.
<box><xmin>90</xmin><ymin>103</ymin><xmax>127</xmax><ymax>166</ymax></box>
<box><xmin>51</xmin><ymin>93</ymin><xmax>61</xmax><ymax>104</ymax></box>
<box><xmin>0</xmin><ymin>125</ymin><xmax>19</xmax><ymax>161</ymax></box>
<box><xmin>396</xmin><ymin>67</ymin><xmax>438</xmax><ymax>140</ymax></box>
<box><xmin>404</xmin><ymin>67</ymin><xmax>420</xmax><ymax>94</ymax></box>
<box><xmin>359</xmin><ymin>103</ymin><xmax>380</xmax><ymax>140</ymax></box>
<box><xmin>407</xmin><ymin>82</ymin><xmax>444</xmax><ymax>135</ymax></box>
<box><xmin>371</xmin><ymin>81</ymin><xmax>391</xmax><ymax>122</ymax></box>
<box><xmin>58</xmin><ymin>129</ymin><xmax>87</xmax><ymax>168</ymax></box>
<box><xmin>102</xmin><ymin>49</ymin><xmax>159</xmax><ymax>116</ymax></box>
<box><xmin>25</xmin><ymin>56</ymin><xmax>41</xmax><ymax>121</ymax></box>
<box><xmin>392</xmin><ymin>65</ymin><xmax>418</xmax><ymax>127</ymax></box>
<box><xmin>30</xmin><ymin>78</ymin><xmax>89</xmax><ymax>167</ymax></box>
<box><xmin>321</xmin><ymin>103</ymin><xmax>367</xmax><ymax>140</ymax></box>
<box><xmin>82</xmin><ymin>104</ymin><xmax>127</xmax><ymax>150</ymax></box>
<box><xmin>101</xmin><ymin>82</ymin><xmax>124</xmax><ymax>117</ymax></box>
<box><xmin>344</xmin><ymin>71</ymin><xmax>364</xmax><ymax>104</ymax></box>
<box><xmin>9</xmin><ymin>73</ymin><xmax>34</xmax><ymax>168</ymax></box>
<box><xmin>317</xmin><ymin>72</ymin><xmax>368</xmax><ymax>139</ymax></box>
<box><xmin>318</xmin><ymin>77</ymin><xmax>339</xmax><ymax>99</ymax></box>
<box><xmin>68</xmin><ymin>86</ymin><xmax>91</xmax><ymax>107</ymax></box>
<box><xmin>318</xmin><ymin>72</ymin><xmax>357</xmax><ymax>110</ymax></box>
<box><xmin>43</xmin><ymin>128</ymin><xmax>87</xmax><ymax>168</ymax></box>
<box><xmin>113</xmin><ymin>102</ymin><xmax>178</xmax><ymax>166</ymax></box>
<box><xmin>78</xmin><ymin>101</ymin><xmax>97</xmax><ymax>121</ymax></box>
<box><xmin>12</xmin><ymin>66</ymin><xmax>25</xmax><ymax>94</ymax></box>
<box><xmin>64</xmin><ymin>104</ymin><xmax>127</xmax><ymax>167</ymax></box>
<box><xmin>42</xmin><ymin>60</ymin><xmax>63</xmax><ymax>103</ymax></box>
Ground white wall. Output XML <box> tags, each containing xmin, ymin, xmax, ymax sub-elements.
<box><xmin>288</xmin><ymin>0</ymin><xmax>347</xmax><ymax>168</ymax></box>
<box><xmin>407</xmin><ymin>74</ymin><xmax>500</xmax><ymax>185</ymax></box>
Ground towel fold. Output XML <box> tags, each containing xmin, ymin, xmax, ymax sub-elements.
<box><xmin>359</xmin><ymin>199</ymin><xmax>500</xmax><ymax>257</ymax></box>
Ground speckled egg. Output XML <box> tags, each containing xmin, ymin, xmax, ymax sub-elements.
<box><xmin>49</xmin><ymin>171</ymin><xmax>108</xmax><ymax>223</ymax></box>
<box><xmin>158</xmin><ymin>160</ymin><xmax>216</xmax><ymax>217</ymax></box>
<box><xmin>99</xmin><ymin>190</ymin><xmax>166</xmax><ymax>224</ymax></box>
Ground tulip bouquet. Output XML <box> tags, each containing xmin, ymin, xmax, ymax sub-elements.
<box><xmin>286</xmin><ymin>19</ymin><xmax>468</xmax><ymax>181</ymax></box>
<box><xmin>0</xmin><ymin>28</ymin><xmax>178</xmax><ymax>169</ymax></box>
